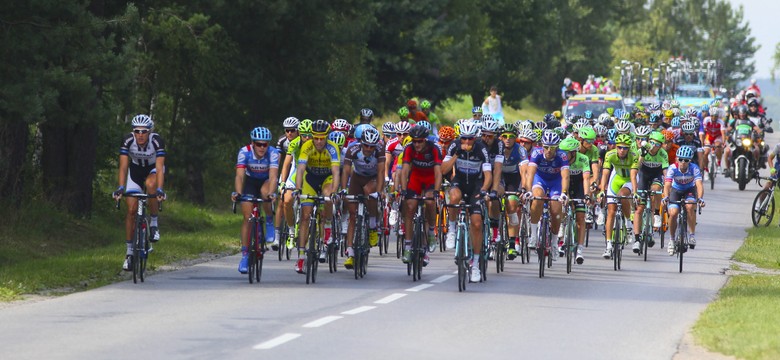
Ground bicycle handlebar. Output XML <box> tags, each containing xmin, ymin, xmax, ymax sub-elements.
<box><xmin>115</xmin><ymin>193</ymin><xmax>163</xmax><ymax>212</ymax></box>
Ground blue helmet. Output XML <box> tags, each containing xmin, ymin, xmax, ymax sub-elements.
<box><xmin>671</xmin><ymin>117</ymin><xmax>681</xmax><ymax>128</ymax></box>
<box><xmin>472</xmin><ymin>106</ymin><xmax>483</xmax><ymax>115</ymax></box>
<box><xmin>328</xmin><ymin>131</ymin><xmax>346</xmax><ymax>147</ymax></box>
<box><xmin>606</xmin><ymin>129</ymin><xmax>617</xmax><ymax>144</ymax></box>
<box><xmin>416</xmin><ymin>120</ymin><xmax>431</xmax><ymax>130</ymax></box>
<box><xmin>583</xmin><ymin>110</ymin><xmax>594</xmax><ymax>120</ymax></box>
<box><xmin>701</xmin><ymin>104</ymin><xmax>710</xmax><ymax>112</ymax></box>
<box><xmin>676</xmin><ymin>146</ymin><xmax>695</xmax><ymax>160</ymax></box>
<box><xmin>250</xmin><ymin>127</ymin><xmax>272</xmax><ymax>141</ymax></box>
<box><xmin>354</xmin><ymin>123</ymin><xmax>374</xmax><ymax>140</ymax></box>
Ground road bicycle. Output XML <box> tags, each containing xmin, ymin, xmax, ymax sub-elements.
<box><xmin>344</xmin><ymin>194</ymin><xmax>376</xmax><ymax>279</ymax></box>
<box><xmin>446</xmin><ymin>201</ymin><xmax>478</xmax><ymax>292</ymax></box>
<box><xmin>406</xmin><ymin>194</ymin><xmax>435</xmax><ymax>282</ymax></box>
<box><xmin>704</xmin><ymin>145</ymin><xmax>719</xmax><ymax>190</ymax></box>
<box><xmin>116</xmin><ymin>193</ymin><xmax>161</xmax><ymax>284</ymax></box>
<box><xmin>232</xmin><ymin>195</ymin><xmax>272</xmax><ymax>284</ymax></box>
<box><xmin>530</xmin><ymin>193</ymin><xmax>558</xmax><ymax>278</ymax></box>
<box><xmin>561</xmin><ymin>199</ymin><xmax>587</xmax><ymax>274</ymax></box>
<box><xmin>298</xmin><ymin>194</ymin><xmax>331</xmax><ymax>284</ymax></box>
<box><xmin>277</xmin><ymin>188</ymin><xmax>293</xmax><ymax>261</ymax></box>
<box><xmin>478</xmin><ymin>197</ymin><xmax>491</xmax><ymax>282</ymax></box>
<box><xmin>751</xmin><ymin>176</ymin><xmax>776</xmax><ymax>226</ymax></box>
<box><xmin>667</xmin><ymin>199</ymin><xmax>702</xmax><ymax>273</ymax></box>
<box><xmin>605</xmin><ymin>195</ymin><xmax>634</xmax><ymax>271</ymax></box>
<box><xmin>636</xmin><ymin>189</ymin><xmax>662</xmax><ymax>262</ymax></box>
<box><xmin>517</xmin><ymin>195</ymin><xmax>532</xmax><ymax>264</ymax></box>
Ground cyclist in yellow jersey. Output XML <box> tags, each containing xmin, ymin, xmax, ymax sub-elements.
<box><xmin>598</xmin><ymin>134</ymin><xmax>639</xmax><ymax>259</ymax></box>
<box><xmin>293</xmin><ymin>119</ymin><xmax>341</xmax><ymax>274</ymax></box>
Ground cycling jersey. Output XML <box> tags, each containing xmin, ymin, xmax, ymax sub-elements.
<box><xmin>501</xmin><ymin>143</ymin><xmax>528</xmax><ymax>174</ymax></box>
<box><xmin>298</xmin><ymin>139</ymin><xmax>341</xmax><ymax>177</ymax></box>
<box><xmin>445</xmin><ymin>140</ymin><xmax>492</xmax><ymax>182</ymax></box>
<box><xmin>528</xmin><ymin>148</ymin><xmax>569</xmax><ymax>181</ymax></box>
<box><xmin>236</xmin><ymin>145</ymin><xmax>280</xmax><ymax>180</ymax></box>
<box><xmin>568</xmin><ymin>152</ymin><xmax>591</xmax><ymax>177</ymax></box>
<box><xmin>480</xmin><ymin>138</ymin><xmax>506</xmax><ymax>164</ymax></box>
<box><xmin>665</xmin><ymin>163</ymin><xmax>702</xmax><ymax>191</ymax></box>
<box><xmin>581</xmin><ymin>144</ymin><xmax>600</xmax><ymax>165</ymax></box>
<box><xmin>602</xmin><ymin>149</ymin><xmax>639</xmax><ymax>178</ymax></box>
<box><xmin>702</xmin><ymin>117</ymin><xmax>725</xmax><ymax>138</ymax></box>
<box><xmin>637</xmin><ymin>147</ymin><xmax>668</xmax><ymax>191</ymax></box>
<box><xmin>344</xmin><ymin>145</ymin><xmax>385</xmax><ymax>178</ymax></box>
<box><xmin>276</xmin><ymin>135</ymin><xmax>292</xmax><ymax>156</ymax></box>
<box><xmin>120</xmin><ymin>133</ymin><xmax>166</xmax><ymax>167</ymax></box>
<box><xmin>402</xmin><ymin>140</ymin><xmax>442</xmax><ymax>195</ymax></box>
<box><xmin>385</xmin><ymin>137</ymin><xmax>404</xmax><ymax>173</ymax></box>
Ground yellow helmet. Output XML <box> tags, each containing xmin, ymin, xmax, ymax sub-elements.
<box><xmin>552</xmin><ymin>110</ymin><xmax>562</xmax><ymax>119</ymax></box>
<box><xmin>401</xmin><ymin>136</ymin><xmax>413</xmax><ymax>147</ymax></box>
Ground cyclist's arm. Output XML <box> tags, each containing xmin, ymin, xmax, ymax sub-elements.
<box><xmin>268</xmin><ymin>167</ymin><xmax>279</xmax><ymax>194</ymax></box>
<box><xmin>117</xmin><ymin>154</ymin><xmax>129</xmax><ymax>189</ymax></box>
<box><xmin>560</xmin><ymin>168</ymin><xmax>570</xmax><ymax>194</ymax></box>
<box><xmin>385</xmin><ymin>151</ymin><xmax>393</xmax><ymax>179</ymax></box>
<box><xmin>341</xmin><ymin>163</ymin><xmax>352</xmax><ymax>190</ymax></box>
<box><xmin>434</xmin><ymin>165</ymin><xmax>442</xmax><ymax>192</ymax></box>
<box><xmin>695</xmin><ymin>179</ymin><xmax>704</xmax><ymax>200</ymax></box>
<box><xmin>630</xmin><ymin>168</ymin><xmax>638</xmax><ymax>195</ymax></box>
<box><xmin>481</xmin><ymin>168</ymin><xmax>492</xmax><ymax>193</ymax></box>
<box><xmin>399</xmin><ymin>163</ymin><xmax>411</xmax><ymax>192</ymax></box>
<box><xmin>295</xmin><ymin>163</ymin><xmax>306</xmax><ymax>190</ymax></box>
<box><xmin>234</xmin><ymin>167</ymin><xmax>245</xmax><ymax>196</ymax></box>
<box><xmin>154</xmin><ymin>156</ymin><xmax>165</xmax><ymax>190</ymax></box>
<box><xmin>491</xmin><ymin>160</ymin><xmax>503</xmax><ymax>190</ymax></box>
<box><xmin>377</xmin><ymin>159</ymin><xmax>386</xmax><ymax>191</ymax></box>
<box><xmin>600</xmin><ymin>168</ymin><xmax>610</xmax><ymax>195</ymax></box>
<box><xmin>330</xmin><ymin>165</ymin><xmax>340</xmax><ymax>194</ymax></box>
<box><xmin>583</xmin><ymin>170</ymin><xmax>592</xmax><ymax>197</ymax></box>
<box><xmin>279</xmin><ymin>152</ymin><xmax>293</xmax><ymax>185</ymax></box>
<box><xmin>524</xmin><ymin>165</ymin><xmax>537</xmax><ymax>191</ymax></box>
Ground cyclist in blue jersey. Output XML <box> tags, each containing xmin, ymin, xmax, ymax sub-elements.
<box><xmin>496</xmin><ymin>124</ymin><xmax>529</xmax><ymax>259</ymax></box>
<box><xmin>662</xmin><ymin>146</ymin><xmax>705</xmax><ymax>255</ymax></box>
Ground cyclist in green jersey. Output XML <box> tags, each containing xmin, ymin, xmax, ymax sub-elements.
<box><xmin>598</xmin><ymin>134</ymin><xmax>639</xmax><ymax>259</ymax></box>
<box><xmin>632</xmin><ymin>131</ymin><xmax>668</xmax><ymax>252</ymax></box>
<box><xmin>280</xmin><ymin>120</ymin><xmax>313</xmax><ymax>244</ymax></box>
<box><xmin>560</xmin><ymin>137</ymin><xmax>592</xmax><ymax>264</ymax></box>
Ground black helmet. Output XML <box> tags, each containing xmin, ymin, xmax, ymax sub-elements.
<box><xmin>410</xmin><ymin>125</ymin><xmax>429</xmax><ymax>139</ymax></box>
<box><xmin>312</xmin><ymin>119</ymin><xmax>330</xmax><ymax>134</ymax></box>
<box><xmin>747</xmin><ymin>98</ymin><xmax>759</xmax><ymax>107</ymax></box>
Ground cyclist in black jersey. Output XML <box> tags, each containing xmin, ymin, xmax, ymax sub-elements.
<box><xmin>274</xmin><ymin>117</ymin><xmax>299</xmax><ymax>248</ymax></box>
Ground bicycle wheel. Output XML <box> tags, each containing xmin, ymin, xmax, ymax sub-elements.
<box><xmin>678</xmin><ymin>212</ymin><xmax>687</xmax><ymax>273</ymax></box>
<box><xmin>457</xmin><ymin>225</ymin><xmax>467</xmax><ymax>292</ymax></box>
<box><xmin>496</xmin><ymin>215</ymin><xmax>507</xmax><ymax>273</ymax></box>
<box><xmin>140</xmin><ymin>219</ymin><xmax>149</xmax><ymax>283</ymax></box>
<box><xmin>565</xmin><ymin>217</ymin><xmax>573</xmax><ymax>274</ymax></box>
<box><xmin>306</xmin><ymin>216</ymin><xmax>317</xmax><ymax>284</ymax></box>
<box><xmin>538</xmin><ymin>217</ymin><xmax>547</xmax><ymax>278</ymax></box>
<box><xmin>708</xmin><ymin>155</ymin><xmax>716</xmax><ymax>190</ymax></box>
<box><xmin>519</xmin><ymin>212</ymin><xmax>528</xmax><ymax>264</ymax></box>
<box><xmin>396</xmin><ymin>221</ymin><xmax>403</xmax><ymax>260</ymax></box>
<box><xmin>481</xmin><ymin>217</ymin><xmax>489</xmax><ymax>282</ymax></box>
<box><xmin>353</xmin><ymin>215</ymin><xmax>363</xmax><ymax>279</ymax></box>
<box><xmin>411</xmin><ymin>216</ymin><xmax>422</xmax><ymax>282</ymax></box>
<box><xmin>752</xmin><ymin>189</ymin><xmax>775</xmax><ymax>226</ymax></box>
<box><xmin>257</xmin><ymin>221</ymin><xmax>265</xmax><ymax>283</ymax></box>
<box><xmin>613</xmin><ymin>215</ymin><xmax>622</xmax><ymax>271</ymax></box>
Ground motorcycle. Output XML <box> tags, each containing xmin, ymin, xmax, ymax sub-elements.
<box><xmin>729</xmin><ymin>123</ymin><xmax>758</xmax><ymax>190</ymax></box>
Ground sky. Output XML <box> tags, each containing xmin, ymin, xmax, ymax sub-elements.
<box><xmin>727</xmin><ymin>0</ymin><xmax>780</xmax><ymax>79</ymax></box>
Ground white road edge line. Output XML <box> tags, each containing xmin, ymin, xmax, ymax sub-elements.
<box><xmin>406</xmin><ymin>284</ymin><xmax>434</xmax><ymax>292</ymax></box>
<box><xmin>302</xmin><ymin>316</ymin><xmax>343</xmax><ymax>328</ymax></box>
<box><xmin>374</xmin><ymin>293</ymin><xmax>407</xmax><ymax>304</ymax></box>
<box><xmin>341</xmin><ymin>306</ymin><xmax>376</xmax><ymax>315</ymax></box>
<box><xmin>430</xmin><ymin>275</ymin><xmax>455</xmax><ymax>283</ymax></box>
<box><xmin>253</xmin><ymin>333</ymin><xmax>301</xmax><ymax>350</ymax></box>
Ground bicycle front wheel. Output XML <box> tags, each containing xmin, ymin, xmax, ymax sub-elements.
<box><xmin>457</xmin><ymin>225</ymin><xmax>467</xmax><ymax>292</ymax></box>
<box><xmin>538</xmin><ymin>218</ymin><xmax>547</xmax><ymax>278</ymax></box>
<box><xmin>752</xmin><ymin>189</ymin><xmax>775</xmax><ymax>226</ymax></box>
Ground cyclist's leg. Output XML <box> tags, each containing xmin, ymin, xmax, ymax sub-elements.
<box><xmin>714</xmin><ymin>137</ymin><xmax>724</xmax><ymax>166</ymax></box>
<box><xmin>685</xmin><ymin>192</ymin><xmax>697</xmax><ymax>235</ymax></box>
<box><xmin>423</xmin><ymin>188</ymin><xmax>437</xmax><ymax>244</ymax></box>
<box><xmin>144</xmin><ymin>171</ymin><xmax>159</xmax><ymax>217</ymax></box>
<box><xmin>604</xmin><ymin>173</ymin><xmax>622</xmax><ymax>245</ymax></box>
<box><xmin>446</xmin><ymin>186</ymin><xmax>463</xmax><ymax>249</ymax></box>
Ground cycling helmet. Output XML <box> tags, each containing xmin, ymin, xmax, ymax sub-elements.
<box><xmin>613</xmin><ymin>109</ymin><xmax>624</xmax><ymax>119</ymax></box>
<box><xmin>593</xmin><ymin>124</ymin><xmax>607</xmax><ymax>136</ymax></box>
<box><xmin>552</xmin><ymin>110</ymin><xmax>562</xmax><ymax>119</ymax></box>
<box><xmin>328</xmin><ymin>131</ymin><xmax>346</xmax><ymax>147</ymax></box>
<box><xmin>685</xmin><ymin>108</ymin><xmax>697</xmax><ymax>117</ymax></box>
<box><xmin>579</xmin><ymin>126</ymin><xmax>596</xmax><ymax>141</ymax></box>
<box><xmin>332</xmin><ymin>118</ymin><xmax>350</xmax><ymax>132</ymax></box>
<box><xmin>481</xmin><ymin>113</ymin><xmax>495</xmax><ymax>123</ymax></box>
<box><xmin>635</xmin><ymin>125</ymin><xmax>652</xmax><ymax>137</ymax></box>
<box><xmin>520</xmin><ymin>129</ymin><xmax>538</xmax><ymax>142</ymax></box>
<box><xmin>398</xmin><ymin>106</ymin><xmax>410</xmax><ymax>118</ymax></box>
<box><xmin>559</xmin><ymin>137</ymin><xmax>581</xmax><ymax>152</ymax></box>
<box><xmin>395</xmin><ymin>121</ymin><xmax>411</xmax><ymax>134</ymax></box>
<box><xmin>382</xmin><ymin>121</ymin><xmax>396</xmax><ymax>135</ymax></box>
<box><xmin>620</xmin><ymin>111</ymin><xmax>631</xmax><ymax>121</ymax></box>
<box><xmin>583</xmin><ymin>110</ymin><xmax>594</xmax><ymax>120</ymax></box>
<box><xmin>615</xmin><ymin>120</ymin><xmax>631</xmax><ymax>133</ymax></box>
<box><xmin>670</xmin><ymin>100</ymin><xmax>680</xmax><ymax>108</ymax></box>
<box><xmin>512</xmin><ymin>120</ymin><xmax>525</xmax><ymax>132</ymax></box>
<box><xmin>747</xmin><ymin>98</ymin><xmax>759</xmax><ymax>107</ymax></box>
<box><xmin>615</xmin><ymin>134</ymin><xmax>632</xmax><ymax>145</ymax></box>
<box><xmin>312</xmin><ymin>119</ymin><xmax>330</xmax><ymax>135</ymax></box>
<box><xmin>661</xmin><ymin>100</ymin><xmax>671</xmax><ymax>110</ymax></box>
<box><xmin>647</xmin><ymin>103</ymin><xmax>660</xmax><ymax>112</ymax></box>
<box><xmin>407</xmin><ymin>99</ymin><xmax>418</xmax><ymax>109</ymax></box>
<box><xmin>283</xmin><ymin>116</ymin><xmax>300</xmax><ymax>129</ymax></box>
<box><xmin>298</xmin><ymin>119</ymin><xmax>313</xmax><ymax>134</ymax></box>
<box><xmin>459</xmin><ymin>120</ymin><xmax>479</xmax><ymax>137</ymax></box>
<box><xmin>409</xmin><ymin>125</ymin><xmax>429</xmax><ymax>139</ymax></box>
<box><xmin>541</xmin><ymin>130</ymin><xmax>561</xmax><ymax>146</ymax></box>
<box><xmin>597</xmin><ymin>113</ymin><xmax>610</xmax><ymax>124</ymax></box>
<box><xmin>649</xmin><ymin>131</ymin><xmax>665</xmax><ymax>143</ymax></box>
<box><xmin>361</xmin><ymin>128</ymin><xmax>380</xmax><ymax>145</ymax></box>
<box><xmin>700</xmin><ymin>104</ymin><xmax>710</xmax><ymax>112</ymax></box>
<box><xmin>131</xmin><ymin>114</ymin><xmax>154</xmax><ymax>128</ymax></box>
<box><xmin>572</xmin><ymin>122</ymin><xmax>585</xmax><ymax>132</ymax></box>
<box><xmin>471</xmin><ymin>106</ymin><xmax>483</xmax><ymax>115</ymax></box>
<box><xmin>710</xmin><ymin>109</ymin><xmax>721</xmax><ymax>118</ymax></box>
<box><xmin>690</xmin><ymin>118</ymin><xmax>700</xmax><ymax>129</ymax></box>
<box><xmin>420</xmin><ymin>100</ymin><xmax>432</xmax><ymax>110</ymax></box>
<box><xmin>672</xmin><ymin>108</ymin><xmax>681</xmax><ymax>117</ymax></box>
<box><xmin>681</xmin><ymin>121</ymin><xmax>696</xmax><ymax>134</ymax></box>
<box><xmin>250</xmin><ymin>127</ymin><xmax>272</xmax><ymax>141</ymax></box>
<box><xmin>533</xmin><ymin>129</ymin><xmax>543</xmax><ymax>141</ymax></box>
<box><xmin>746</xmin><ymin>89</ymin><xmax>758</xmax><ymax>99</ymax></box>
<box><xmin>534</xmin><ymin>120</ymin><xmax>548</xmax><ymax>130</ymax></box>
<box><xmin>500</xmin><ymin>123</ymin><xmax>515</xmax><ymax>136</ymax></box>
<box><xmin>606</xmin><ymin>107</ymin><xmax>615</xmax><ymax>116</ymax></box>
<box><xmin>354</xmin><ymin>123</ymin><xmax>373</xmax><ymax>140</ymax></box>
<box><xmin>676</xmin><ymin>146</ymin><xmax>694</xmax><ymax>160</ymax></box>
<box><xmin>553</xmin><ymin>126</ymin><xmax>567</xmax><ymax>137</ymax></box>
<box><xmin>738</xmin><ymin>105</ymin><xmax>748</xmax><ymax>115</ymax></box>
<box><xmin>360</xmin><ymin>108</ymin><xmax>374</xmax><ymax>120</ymax></box>
<box><xmin>671</xmin><ymin>117</ymin><xmax>681</xmax><ymax>128</ymax></box>
<box><xmin>607</xmin><ymin>129</ymin><xmax>617</xmax><ymax>144</ymax></box>
<box><xmin>543</xmin><ymin>113</ymin><xmax>556</xmax><ymax>123</ymax></box>
<box><xmin>482</xmin><ymin>119</ymin><xmax>500</xmax><ymax>133</ymax></box>
<box><xmin>649</xmin><ymin>111</ymin><xmax>661</xmax><ymax>124</ymax></box>
<box><xmin>663</xmin><ymin>109</ymin><xmax>674</xmax><ymax>118</ymax></box>
<box><xmin>439</xmin><ymin>126</ymin><xmax>456</xmax><ymax>141</ymax></box>
<box><xmin>602</xmin><ymin>118</ymin><xmax>615</xmax><ymax>129</ymax></box>
<box><xmin>416</xmin><ymin>120</ymin><xmax>432</xmax><ymax>130</ymax></box>
<box><xmin>661</xmin><ymin>129</ymin><xmax>675</xmax><ymax>141</ymax></box>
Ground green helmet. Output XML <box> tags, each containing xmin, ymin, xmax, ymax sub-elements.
<box><xmin>500</xmin><ymin>123</ymin><xmax>515</xmax><ymax>135</ymax></box>
<box><xmin>420</xmin><ymin>99</ymin><xmax>432</xmax><ymax>109</ymax></box>
<box><xmin>579</xmin><ymin>126</ymin><xmax>596</xmax><ymax>141</ymax></box>
<box><xmin>649</xmin><ymin>131</ymin><xmax>665</xmax><ymax>143</ymax></box>
<box><xmin>298</xmin><ymin>119</ymin><xmax>313</xmax><ymax>134</ymax></box>
<box><xmin>606</xmin><ymin>107</ymin><xmax>615</xmax><ymax>116</ymax></box>
<box><xmin>615</xmin><ymin>134</ymin><xmax>632</xmax><ymax>145</ymax></box>
<box><xmin>398</xmin><ymin>106</ymin><xmax>409</xmax><ymax>118</ymax></box>
<box><xmin>533</xmin><ymin>128</ymin><xmax>543</xmax><ymax>140</ymax></box>
<box><xmin>559</xmin><ymin>137</ymin><xmax>581</xmax><ymax>152</ymax></box>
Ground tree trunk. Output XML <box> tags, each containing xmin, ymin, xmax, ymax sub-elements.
<box><xmin>0</xmin><ymin>117</ymin><xmax>29</xmax><ymax>205</ymax></box>
<box><xmin>470</xmin><ymin>92</ymin><xmax>483</xmax><ymax>109</ymax></box>
<box><xmin>65</xmin><ymin>122</ymin><xmax>97</xmax><ymax>216</ymax></box>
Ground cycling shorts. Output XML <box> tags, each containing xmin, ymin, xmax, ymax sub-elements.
<box><xmin>607</xmin><ymin>171</ymin><xmax>632</xmax><ymax>204</ymax></box>
<box><xmin>705</xmin><ymin>134</ymin><xmax>723</xmax><ymax>146</ymax></box>
<box><xmin>502</xmin><ymin>172</ymin><xmax>522</xmax><ymax>193</ymax></box>
<box><xmin>532</xmin><ymin>174</ymin><xmax>562</xmax><ymax>198</ymax></box>
<box><xmin>348</xmin><ymin>174</ymin><xmax>376</xmax><ymax>195</ymax></box>
<box><xmin>301</xmin><ymin>172</ymin><xmax>333</xmax><ymax>206</ymax></box>
<box><xmin>668</xmin><ymin>189</ymin><xmax>697</xmax><ymax>210</ymax></box>
<box><xmin>568</xmin><ymin>177</ymin><xmax>586</xmax><ymax>212</ymax></box>
<box><xmin>451</xmin><ymin>178</ymin><xmax>483</xmax><ymax>215</ymax></box>
<box><xmin>637</xmin><ymin>169</ymin><xmax>664</xmax><ymax>192</ymax></box>
<box><xmin>241</xmin><ymin>176</ymin><xmax>268</xmax><ymax>201</ymax></box>
<box><xmin>126</xmin><ymin>163</ymin><xmax>162</xmax><ymax>194</ymax></box>
<box><xmin>407</xmin><ymin>173</ymin><xmax>436</xmax><ymax>197</ymax></box>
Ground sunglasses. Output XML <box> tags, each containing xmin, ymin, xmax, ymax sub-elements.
<box><xmin>616</xmin><ymin>146</ymin><xmax>630</xmax><ymax>150</ymax></box>
<box><xmin>482</xmin><ymin>133</ymin><xmax>495</xmax><ymax>138</ymax></box>
<box><xmin>501</xmin><ymin>134</ymin><xmax>517</xmax><ymax>139</ymax></box>
<box><xmin>412</xmin><ymin>139</ymin><xmax>426</xmax><ymax>144</ymax></box>
<box><xmin>253</xmin><ymin>142</ymin><xmax>269</xmax><ymax>148</ymax></box>
<box><xmin>398</xmin><ymin>133</ymin><xmax>409</xmax><ymax>137</ymax></box>
<box><xmin>133</xmin><ymin>129</ymin><xmax>150</xmax><ymax>134</ymax></box>
<box><xmin>543</xmin><ymin>145</ymin><xmax>558</xmax><ymax>150</ymax></box>
<box><xmin>636</xmin><ymin>137</ymin><xmax>647</xmax><ymax>142</ymax></box>
<box><xmin>650</xmin><ymin>140</ymin><xmax>662</xmax><ymax>147</ymax></box>
<box><xmin>584</xmin><ymin>139</ymin><xmax>595</xmax><ymax>144</ymax></box>
<box><xmin>313</xmin><ymin>136</ymin><xmax>327</xmax><ymax>141</ymax></box>
<box><xmin>461</xmin><ymin>136</ymin><xmax>475</xmax><ymax>141</ymax></box>
<box><xmin>361</xmin><ymin>143</ymin><xmax>375</xmax><ymax>148</ymax></box>
<box><xmin>679</xmin><ymin>158</ymin><xmax>691</xmax><ymax>163</ymax></box>
<box><xmin>285</xmin><ymin>128</ymin><xmax>298</xmax><ymax>133</ymax></box>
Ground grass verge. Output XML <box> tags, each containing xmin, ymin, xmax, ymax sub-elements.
<box><xmin>692</xmin><ymin>191</ymin><xmax>780</xmax><ymax>359</ymax></box>
<box><xmin>374</xmin><ymin>95</ymin><xmax>547</xmax><ymax>126</ymax></box>
<box><xmin>0</xmin><ymin>196</ymin><xmax>240</xmax><ymax>302</ymax></box>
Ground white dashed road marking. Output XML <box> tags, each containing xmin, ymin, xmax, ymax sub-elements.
<box><xmin>374</xmin><ymin>293</ymin><xmax>407</xmax><ymax>304</ymax></box>
<box><xmin>430</xmin><ymin>275</ymin><xmax>455</xmax><ymax>283</ymax></box>
<box><xmin>253</xmin><ymin>333</ymin><xmax>301</xmax><ymax>349</ymax></box>
<box><xmin>406</xmin><ymin>284</ymin><xmax>434</xmax><ymax>292</ymax></box>
<box><xmin>302</xmin><ymin>316</ymin><xmax>343</xmax><ymax>328</ymax></box>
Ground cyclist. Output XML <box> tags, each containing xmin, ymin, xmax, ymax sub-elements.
<box><xmin>405</xmin><ymin>99</ymin><xmax>429</xmax><ymax>122</ymax></box>
<box><xmin>386</xmin><ymin>121</ymin><xmax>411</xmax><ymax>188</ymax></box>
<box><xmin>471</xmin><ymin>106</ymin><xmax>483</xmax><ymax>121</ymax></box>
<box><xmin>559</xmin><ymin>136</ymin><xmax>591</xmax><ymax>264</ymax></box>
<box><xmin>231</xmin><ymin>127</ymin><xmax>280</xmax><ymax>273</ymax></box>
<box><xmin>341</xmin><ymin>128</ymin><xmax>385</xmax><ymax>269</ymax></box>
<box><xmin>399</xmin><ymin>126</ymin><xmax>443</xmax><ymax>266</ymax></box>
<box><xmin>701</xmin><ymin>108</ymin><xmax>727</xmax><ymax>174</ymax></box>
<box><xmin>293</xmin><ymin>120</ymin><xmax>341</xmax><ymax>274</ymax></box>
<box><xmin>497</xmin><ymin>123</ymin><xmax>530</xmax><ymax>260</ymax></box>
<box><xmin>480</xmin><ymin>117</ymin><xmax>506</xmax><ymax>244</ymax></box>
<box><xmin>599</xmin><ymin>134</ymin><xmax>639</xmax><ymax>259</ymax></box>
<box><xmin>663</xmin><ymin>146</ymin><xmax>706</xmax><ymax>255</ymax></box>
<box><xmin>382</xmin><ymin>122</ymin><xmax>396</xmax><ymax>143</ymax></box>
<box><xmin>675</xmin><ymin>122</ymin><xmax>704</xmax><ymax>167</ymax></box>
<box><xmin>522</xmin><ymin>131</ymin><xmax>569</xmax><ymax>256</ymax></box>
<box><xmin>273</xmin><ymin>116</ymin><xmax>299</xmax><ymax>249</ymax></box>
<box><xmin>631</xmin><ymin>131</ymin><xmax>668</xmax><ymax>252</ymax></box>
<box><xmin>280</xmin><ymin>120</ymin><xmax>313</xmax><ymax>247</ymax></box>
<box><xmin>113</xmin><ymin>114</ymin><xmax>167</xmax><ymax>271</ymax></box>
<box><xmin>442</xmin><ymin>120</ymin><xmax>492</xmax><ymax>282</ymax></box>
<box><xmin>420</xmin><ymin>100</ymin><xmax>440</xmax><ymax>131</ymax></box>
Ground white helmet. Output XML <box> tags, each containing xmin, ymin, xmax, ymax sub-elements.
<box><xmin>361</xmin><ymin>128</ymin><xmax>381</xmax><ymax>145</ymax></box>
<box><xmin>131</xmin><ymin>114</ymin><xmax>154</xmax><ymax>128</ymax></box>
<box><xmin>283</xmin><ymin>116</ymin><xmax>300</xmax><ymax>129</ymax></box>
<box><xmin>459</xmin><ymin>120</ymin><xmax>479</xmax><ymax>137</ymax></box>
<box><xmin>615</xmin><ymin>120</ymin><xmax>631</xmax><ymax>133</ymax></box>
<box><xmin>395</xmin><ymin>121</ymin><xmax>411</xmax><ymax>134</ymax></box>
<box><xmin>481</xmin><ymin>119</ymin><xmax>500</xmax><ymax>133</ymax></box>
<box><xmin>597</xmin><ymin>113</ymin><xmax>610</xmax><ymax>124</ymax></box>
<box><xmin>635</xmin><ymin>125</ymin><xmax>652</xmax><ymax>137</ymax></box>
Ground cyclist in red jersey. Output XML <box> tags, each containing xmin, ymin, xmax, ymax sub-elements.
<box><xmin>399</xmin><ymin>126</ymin><xmax>442</xmax><ymax>265</ymax></box>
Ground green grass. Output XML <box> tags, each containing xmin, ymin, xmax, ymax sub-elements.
<box><xmin>374</xmin><ymin>95</ymin><xmax>547</xmax><ymax>127</ymax></box>
<box><xmin>692</xmin><ymin>190</ymin><xmax>780</xmax><ymax>359</ymax></box>
<box><xmin>0</xmin><ymin>195</ymin><xmax>241</xmax><ymax>301</ymax></box>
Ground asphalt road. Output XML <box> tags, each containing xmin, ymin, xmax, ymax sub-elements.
<box><xmin>0</xmin><ymin>152</ymin><xmax>769</xmax><ymax>360</ymax></box>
